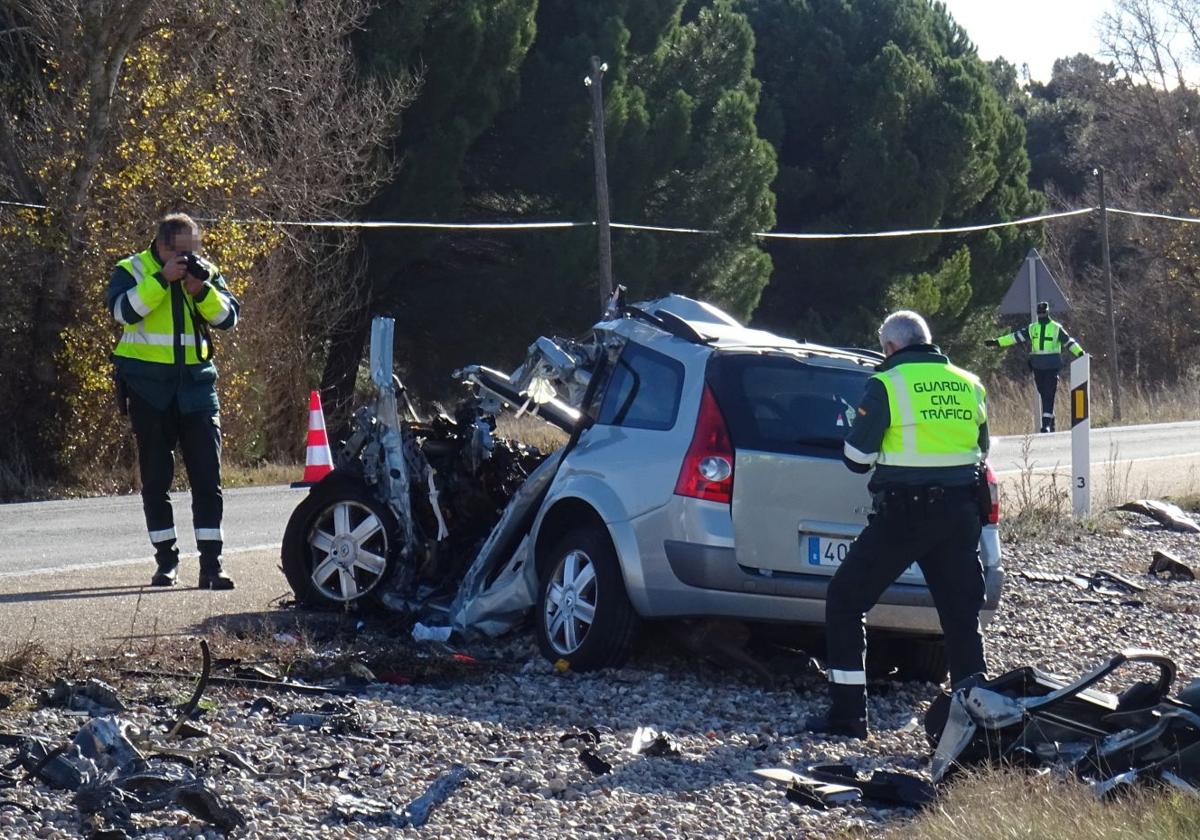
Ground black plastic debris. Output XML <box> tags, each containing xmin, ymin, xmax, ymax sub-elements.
<box><xmin>42</xmin><ymin>678</ymin><xmax>127</xmax><ymax>716</ymax></box>
<box><xmin>0</xmin><ymin>691</ymin><xmax>11</xmax><ymax>711</ymax></box>
<box><xmin>1118</xmin><ymin>500</ymin><xmax>1200</xmax><ymax>533</ymax></box>
<box><xmin>247</xmin><ymin>697</ymin><xmax>278</xmax><ymax>717</ymax></box>
<box><xmin>579</xmin><ymin>750</ymin><xmax>612</xmax><ymax>776</ymax></box>
<box><xmin>1018</xmin><ymin>569</ymin><xmax>1147</xmax><ymax>599</ymax></box>
<box><xmin>559</xmin><ymin>727</ymin><xmax>601</xmax><ymax>747</ymax></box>
<box><xmin>1150</xmin><ymin>549</ymin><xmax>1197</xmax><ymax>581</ymax></box>
<box><xmin>927</xmin><ymin>649</ymin><xmax>1200</xmax><ymax>797</ymax></box>
<box><xmin>629</xmin><ymin>726</ymin><xmax>681</xmax><ymax>757</ymax></box>
<box><xmin>806</xmin><ymin>764</ymin><xmax>935</xmax><ymax>808</ymax></box>
<box><xmin>283</xmin><ymin>699</ymin><xmax>361</xmax><ymax>735</ymax></box>
<box><xmin>752</xmin><ymin>769</ymin><xmax>860</xmax><ymax>809</ymax></box>
<box><xmin>175</xmin><ymin>784</ymin><xmax>247</xmax><ymax>834</ymax></box>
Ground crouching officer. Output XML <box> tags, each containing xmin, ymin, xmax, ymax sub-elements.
<box><xmin>806</xmin><ymin>310</ymin><xmax>989</xmax><ymax>739</ymax></box>
<box><xmin>985</xmin><ymin>301</ymin><xmax>1083</xmax><ymax>433</ymax></box>
<box><xmin>106</xmin><ymin>213</ymin><xmax>240</xmax><ymax>589</ymax></box>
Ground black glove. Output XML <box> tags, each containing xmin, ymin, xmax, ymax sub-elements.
<box><xmin>984</xmin><ymin>339</ymin><xmax>999</xmax><ymax>348</ymax></box>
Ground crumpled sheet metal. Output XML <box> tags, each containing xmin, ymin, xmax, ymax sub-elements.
<box><xmin>450</xmin><ymin>450</ymin><xmax>564</xmax><ymax>636</ymax></box>
<box><xmin>1118</xmin><ymin>499</ymin><xmax>1200</xmax><ymax>533</ymax></box>
<box><xmin>929</xmin><ymin>648</ymin><xmax>1200</xmax><ymax>794</ymax></box>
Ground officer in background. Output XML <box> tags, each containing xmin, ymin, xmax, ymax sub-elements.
<box><xmin>986</xmin><ymin>301</ymin><xmax>1083</xmax><ymax>432</ymax></box>
<box><xmin>806</xmin><ymin>310</ymin><xmax>989</xmax><ymax>739</ymax></box>
<box><xmin>106</xmin><ymin>213</ymin><xmax>240</xmax><ymax>589</ymax></box>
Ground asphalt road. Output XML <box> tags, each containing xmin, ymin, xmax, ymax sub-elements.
<box><xmin>0</xmin><ymin>484</ymin><xmax>308</xmax><ymax>577</ymax></box>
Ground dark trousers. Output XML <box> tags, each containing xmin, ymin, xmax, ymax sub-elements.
<box><xmin>824</xmin><ymin>492</ymin><xmax>986</xmax><ymax>722</ymax></box>
<box><xmin>1032</xmin><ymin>367</ymin><xmax>1059</xmax><ymax>431</ymax></box>
<box><xmin>128</xmin><ymin>391</ymin><xmax>224</xmax><ymax>569</ymax></box>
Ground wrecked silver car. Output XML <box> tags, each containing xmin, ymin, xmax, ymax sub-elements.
<box><xmin>281</xmin><ymin>292</ymin><xmax>1004</xmax><ymax>676</ymax></box>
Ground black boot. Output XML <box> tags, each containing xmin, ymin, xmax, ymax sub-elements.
<box><xmin>151</xmin><ymin>550</ymin><xmax>179</xmax><ymax>587</ymax></box>
<box><xmin>804</xmin><ymin>684</ymin><xmax>869</xmax><ymax>740</ymax></box>
<box><xmin>198</xmin><ymin>557</ymin><xmax>235</xmax><ymax>590</ymax></box>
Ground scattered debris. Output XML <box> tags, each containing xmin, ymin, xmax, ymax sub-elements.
<box><xmin>412</xmin><ymin>623</ymin><xmax>453</xmax><ymax>643</ymax></box>
<box><xmin>927</xmin><ymin>649</ymin><xmax>1200</xmax><ymax>798</ymax></box>
<box><xmin>753</xmin><ymin>765</ymin><xmax>935</xmax><ymax>810</ymax></box>
<box><xmin>629</xmin><ymin>726</ymin><xmax>681</xmax><ymax>757</ymax></box>
<box><xmin>753</xmin><ymin>768</ymin><xmax>860</xmax><ymax>809</ymax></box>
<box><xmin>558</xmin><ymin>728</ymin><xmax>601</xmax><ymax>747</ymax></box>
<box><xmin>1017</xmin><ymin>568</ymin><xmax>1146</xmax><ymax>598</ymax></box>
<box><xmin>1149</xmin><ymin>549</ymin><xmax>1196</xmax><ymax>581</ymax></box>
<box><xmin>402</xmin><ymin>764</ymin><xmax>473</xmax><ymax>828</ymax></box>
<box><xmin>579</xmin><ymin>749</ymin><xmax>612</xmax><ymax>776</ymax></box>
<box><xmin>1118</xmin><ymin>500</ymin><xmax>1200</xmax><ymax>533</ymax></box>
<box><xmin>283</xmin><ymin>700</ymin><xmax>362</xmax><ymax>735</ymax></box>
<box><xmin>332</xmin><ymin>792</ymin><xmax>399</xmax><ymax>824</ymax></box>
<box><xmin>0</xmin><ymin>691</ymin><xmax>11</xmax><ymax>711</ymax></box>
<box><xmin>42</xmin><ymin>678</ymin><xmax>126</xmax><ymax>716</ymax></box>
<box><xmin>174</xmin><ymin>784</ymin><xmax>247</xmax><ymax>834</ymax></box>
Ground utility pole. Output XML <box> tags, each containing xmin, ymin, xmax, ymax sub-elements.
<box><xmin>585</xmin><ymin>56</ymin><xmax>614</xmax><ymax>314</ymax></box>
<box><xmin>1096</xmin><ymin>166</ymin><xmax>1122</xmax><ymax>422</ymax></box>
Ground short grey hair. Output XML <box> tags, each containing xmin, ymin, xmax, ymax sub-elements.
<box><xmin>878</xmin><ymin>310</ymin><xmax>932</xmax><ymax>351</ymax></box>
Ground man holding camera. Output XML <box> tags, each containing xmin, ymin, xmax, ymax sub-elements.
<box><xmin>106</xmin><ymin>213</ymin><xmax>240</xmax><ymax>589</ymax></box>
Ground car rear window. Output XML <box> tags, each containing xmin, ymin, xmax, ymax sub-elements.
<box><xmin>596</xmin><ymin>343</ymin><xmax>684</xmax><ymax>431</ymax></box>
<box><xmin>707</xmin><ymin>353</ymin><xmax>871</xmax><ymax>457</ymax></box>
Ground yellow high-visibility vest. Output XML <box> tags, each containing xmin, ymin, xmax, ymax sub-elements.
<box><xmin>112</xmin><ymin>249</ymin><xmax>217</xmax><ymax>365</ymax></box>
<box><xmin>873</xmin><ymin>362</ymin><xmax>986</xmax><ymax>468</ymax></box>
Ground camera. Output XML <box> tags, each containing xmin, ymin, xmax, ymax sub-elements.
<box><xmin>179</xmin><ymin>251</ymin><xmax>210</xmax><ymax>282</ymax></box>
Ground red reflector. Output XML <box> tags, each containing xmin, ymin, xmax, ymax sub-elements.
<box><xmin>675</xmin><ymin>385</ymin><xmax>734</xmax><ymax>504</ymax></box>
<box><xmin>985</xmin><ymin>464</ymin><xmax>1000</xmax><ymax>524</ymax></box>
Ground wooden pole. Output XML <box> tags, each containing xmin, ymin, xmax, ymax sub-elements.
<box><xmin>1097</xmin><ymin>167</ymin><xmax>1122</xmax><ymax>422</ymax></box>
<box><xmin>586</xmin><ymin>56</ymin><xmax>614</xmax><ymax>313</ymax></box>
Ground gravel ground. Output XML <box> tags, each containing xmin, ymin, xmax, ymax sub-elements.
<box><xmin>1</xmin><ymin>515</ymin><xmax>1197</xmax><ymax>839</ymax></box>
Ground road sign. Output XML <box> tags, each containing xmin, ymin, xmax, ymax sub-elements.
<box><xmin>998</xmin><ymin>249</ymin><xmax>1070</xmax><ymax>315</ymax></box>
<box><xmin>1071</xmin><ymin>354</ymin><xmax>1090</xmax><ymax>519</ymax></box>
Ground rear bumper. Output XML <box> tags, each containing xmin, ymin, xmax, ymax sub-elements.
<box><xmin>634</xmin><ymin>539</ymin><xmax>1004</xmax><ymax>635</ymax></box>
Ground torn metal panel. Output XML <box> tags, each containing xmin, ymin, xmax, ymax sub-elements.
<box><xmin>927</xmin><ymin>649</ymin><xmax>1200</xmax><ymax>794</ymax></box>
<box><xmin>450</xmin><ymin>449</ymin><xmax>565</xmax><ymax>636</ymax></box>
<box><xmin>1118</xmin><ymin>500</ymin><xmax>1200</xmax><ymax>533</ymax></box>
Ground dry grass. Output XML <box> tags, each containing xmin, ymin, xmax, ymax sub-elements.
<box><xmin>497</xmin><ymin>412</ymin><xmax>569</xmax><ymax>452</ymax></box>
<box><xmin>872</xmin><ymin>769</ymin><xmax>1200</xmax><ymax>840</ymax></box>
<box><xmin>988</xmin><ymin>374</ymin><xmax>1200</xmax><ymax>436</ymax></box>
<box><xmin>223</xmin><ymin>461</ymin><xmax>304</xmax><ymax>489</ymax></box>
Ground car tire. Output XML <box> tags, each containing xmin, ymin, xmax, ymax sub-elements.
<box><xmin>535</xmin><ymin>525</ymin><xmax>639</xmax><ymax>672</ymax></box>
<box><xmin>895</xmin><ymin>639</ymin><xmax>949</xmax><ymax>684</ymax></box>
<box><xmin>867</xmin><ymin>637</ymin><xmax>949</xmax><ymax>684</ymax></box>
<box><xmin>281</xmin><ymin>472</ymin><xmax>400</xmax><ymax>608</ymax></box>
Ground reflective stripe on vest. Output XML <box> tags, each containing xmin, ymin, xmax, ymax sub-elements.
<box><xmin>112</xmin><ymin>249</ymin><xmax>210</xmax><ymax>364</ymax></box>
<box><xmin>1029</xmin><ymin>320</ymin><xmax>1062</xmax><ymax>354</ymax></box>
<box><xmin>874</xmin><ymin>363</ymin><xmax>986</xmax><ymax>468</ymax></box>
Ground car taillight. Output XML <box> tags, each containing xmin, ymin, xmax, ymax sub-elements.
<box><xmin>675</xmin><ymin>385</ymin><xmax>734</xmax><ymax>504</ymax></box>
<box><xmin>985</xmin><ymin>464</ymin><xmax>1000</xmax><ymax>524</ymax></box>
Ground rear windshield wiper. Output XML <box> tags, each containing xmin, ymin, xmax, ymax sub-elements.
<box><xmin>792</xmin><ymin>436</ymin><xmax>846</xmax><ymax>449</ymax></box>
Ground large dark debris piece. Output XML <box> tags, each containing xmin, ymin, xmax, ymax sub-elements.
<box><xmin>1118</xmin><ymin>500</ymin><xmax>1200</xmax><ymax>533</ymax></box>
<box><xmin>1149</xmin><ymin>549</ymin><xmax>1197</xmax><ymax>581</ymax></box>
<box><xmin>42</xmin><ymin>678</ymin><xmax>127</xmax><ymax>716</ymax></box>
<box><xmin>927</xmin><ymin>649</ymin><xmax>1200</xmax><ymax>798</ymax></box>
<box><xmin>753</xmin><ymin>765</ymin><xmax>935</xmax><ymax>810</ymax></box>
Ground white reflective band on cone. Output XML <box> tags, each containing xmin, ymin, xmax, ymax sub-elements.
<box><xmin>306</xmin><ymin>446</ymin><xmax>332</xmax><ymax>465</ymax></box>
<box><xmin>309</xmin><ymin>410</ymin><xmax>327</xmax><ymax>430</ymax></box>
<box><xmin>195</xmin><ymin>528</ymin><xmax>224</xmax><ymax>541</ymax></box>
<box><xmin>829</xmin><ymin>669</ymin><xmax>867</xmax><ymax>686</ymax></box>
<box><xmin>148</xmin><ymin>527</ymin><xmax>176</xmax><ymax>543</ymax></box>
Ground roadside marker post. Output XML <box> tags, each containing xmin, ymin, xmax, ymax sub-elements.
<box><xmin>1071</xmin><ymin>353</ymin><xmax>1091</xmax><ymax>518</ymax></box>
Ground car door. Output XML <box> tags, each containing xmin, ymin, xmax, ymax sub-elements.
<box><xmin>715</xmin><ymin>351</ymin><xmax>926</xmax><ymax>583</ymax></box>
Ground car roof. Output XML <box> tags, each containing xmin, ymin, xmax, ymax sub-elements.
<box><xmin>607</xmin><ymin>293</ymin><xmax>881</xmax><ymax>368</ymax></box>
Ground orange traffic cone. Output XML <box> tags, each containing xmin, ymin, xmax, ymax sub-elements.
<box><xmin>291</xmin><ymin>390</ymin><xmax>333</xmax><ymax>487</ymax></box>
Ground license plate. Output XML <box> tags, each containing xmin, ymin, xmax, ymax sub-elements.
<box><xmin>806</xmin><ymin>535</ymin><xmax>853</xmax><ymax>568</ymax></box>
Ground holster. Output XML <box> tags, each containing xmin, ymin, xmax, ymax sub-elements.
<box><xmin>974</xmin><ymin>466</ymin><xmax>992</xmax><ymax>524</ymax></box>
